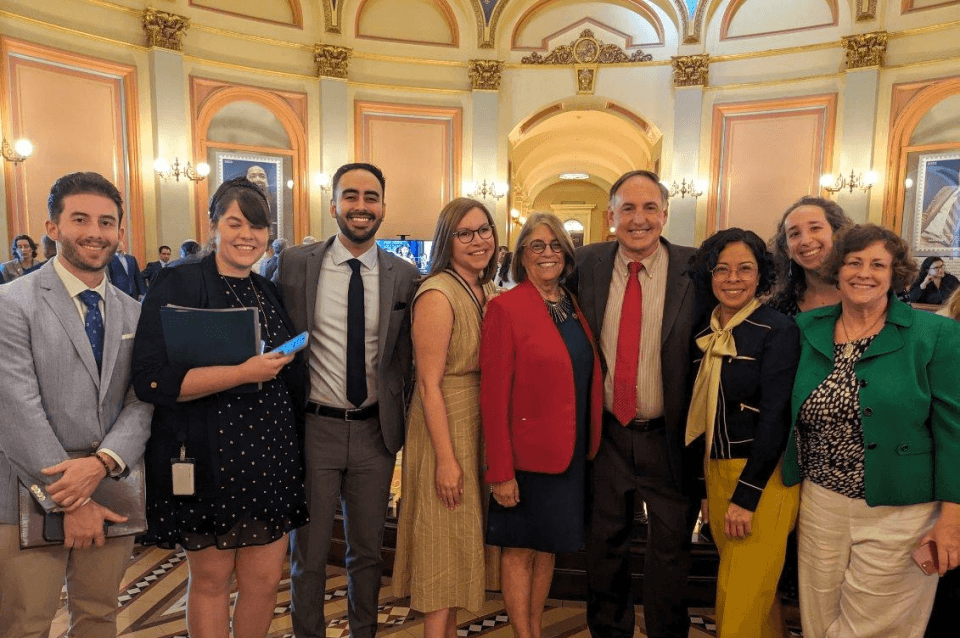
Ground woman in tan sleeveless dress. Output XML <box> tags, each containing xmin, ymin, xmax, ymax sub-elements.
<box><xmin>394</xmin><ymin>198</ymin><xmax>499</xmax><ymax>638</ymax></box>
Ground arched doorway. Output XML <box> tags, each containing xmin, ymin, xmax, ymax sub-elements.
<box><xmin>507</xmin><ymin>99</ymin><xmax>662</xmax><ymax>247</ymax></box>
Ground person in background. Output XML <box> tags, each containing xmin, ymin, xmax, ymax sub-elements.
<box><xmin>260</xmin><ymin>238</ymin><xmax>287</xmax><ymax>280</ymax></box>
<box><xmin>575</xmin><ymin>170</ymin><xmax>701</xmax><ymax>638</ymax></box>
<box><xmin>2</xmin><ymin>233</ymin><xmax>39</xmax><ymax>282</ymax></box>
<box><xmin>301</xmin><ymin>235</ymin><xmax>317</xmax><ymax>245</ymax></box>
<box><xmin>782</xmin><ymin>224</ymin><xmax>960</xmax><ymax>638</ymax></box>
<box><xmin>686</xmin><ymin>228</ymin><xmax>800</xmax><ymax>638</ymax></box>
<box><xmin>769</xmin><ymin>197</ymin><xmax>852</xmax><ymax>316</ymax></box>
<box><xmin>480</xmin><ymin>212</ymin><xmax>602</xmax><ymax>638</ymax></box>
<box><xmin>906</xmin><ymin>256</ymin><xmax>960</xmax><ymax>306</ymax></box>
<box><xmin>393</xmin><ymin>197</ymin><xmax>499</xmax><ymax>637</ymax></box>
<box><xmin>132</xmin><ymin>176</ymin><xmax>307</xmax><ymax>638</ymax></box>
<box><xmin>180</xmin><ymin>240</ymin><xmax>201</xmax><ymax>259</ymax></box>
<box><xmin>0</xmin><ymin>172</ymin><xmax>152</xmax><ymax>638</ymax></box>
<box><xmin>107</xmin><ymin>241</ymin><xmax>146</xmax><ymax>299</ymax></box>
<box><xmin>140</xmin><ymin>245</ymin><xmax>172</xmax><ymax>287</ymax></box>
<box><xmin>937</xmin><ymin>286</ymin><xmax>960</xmax><ymax>321</ymax></box>
<box><xmin>494</xmin><ymin>251</ymin><xmax>517</xmax><ymax>290</ymax></box>
<box><xmin>40</xmin><ymin>235</ymin><xmax>57</xmax><ymax>260</ymax></box>
<box><xmin>23</xmin><ymin>236</ymin><xmax>56</xmax><ymax>275</ymax></box>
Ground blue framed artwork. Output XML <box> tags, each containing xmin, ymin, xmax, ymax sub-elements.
<box><xmin>914</xmin><ymin>152</ymin><xmax>960</xmax><ymax>254</ymax></box>
<box><xmin>215</xmin><ymin>152</ymin><xmax>284</xmax><ymax>238</ymax></box>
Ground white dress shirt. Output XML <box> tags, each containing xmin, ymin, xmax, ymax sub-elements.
<box><xmin>52</xmin><ymin>256</ymin><xmax>126</xmax><ymax>474</ymax></box>
<box><xmin>309</xmin><ymin>238</ymin><xmax>380</xmax><ymax>408</ymax></box>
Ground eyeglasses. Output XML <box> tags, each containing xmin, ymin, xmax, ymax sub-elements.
<box><xmin>452</xmin><ymin>224</ymin><xmax>493</xmax><ymax>244</ymax></box>
<box><xmin>711</xmin><ymin>264</ymin><xmax>758</xmax><ymax>281</ymax></box>
<box><xmin>526</xmin><ymin>239</ymin><xmax>564</xmax><ymax>254</ymax></box>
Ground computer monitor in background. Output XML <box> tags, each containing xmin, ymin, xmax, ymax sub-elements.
<box><xmin>376</xmin><ymin>239</ymin><xmax>433</xmax><ymax>274</ymax></box>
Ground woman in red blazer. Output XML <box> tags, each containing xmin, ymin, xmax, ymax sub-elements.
<box><xmin>480</xmin><ymin>212</ymin><xmax>602</xmax><ymax>638</ymax></box>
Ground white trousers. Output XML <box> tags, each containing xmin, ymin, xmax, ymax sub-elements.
<box><xmin>797</xmin><ymin>480</ymin><xmax>940</xmax><ymax>638</ymax></box>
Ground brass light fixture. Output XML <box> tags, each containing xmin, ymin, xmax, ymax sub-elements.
<box><xmin>464</xmin><ymin>179</ymin><xmax>507</xmax><ymax>201</ymax></box>
<box><xmin>819</xmin><ymin>169</ymin><xmax>878</xmax><ymax>194</ymax></box>
<box><xmin>314</xmin><ymin>172</ymin><xmax>332</xmax><ymax>193</ymax></box>
<box><xmin>667</xmin><ymin>178</ymin><xmax>706</xmax><ymax>199</ymax></box>
<box><xmin>2</xmin><ymin>137</ymin><xmax>34</xmax><ymax>163</ymax></box>
<box><xmin>154</xmin><ymin>157</ymin><xmax>210</xmax><ymax>182</ymax></box>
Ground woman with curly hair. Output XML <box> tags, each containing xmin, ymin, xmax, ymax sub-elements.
<box><xmin>768</xmin><ymin>196</ymin><xmax>851</xmax><ymax>315</ymax></box>
<box><xmin>686</xmin><ymin>228</ymin><xmax>801</xmax><ymax>638</ymax></box>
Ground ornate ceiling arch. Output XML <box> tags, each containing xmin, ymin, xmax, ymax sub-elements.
<box><xmin>509</xmin><ymin>0</ymin><xmax>666</xmax><ymax>50</ymax></box>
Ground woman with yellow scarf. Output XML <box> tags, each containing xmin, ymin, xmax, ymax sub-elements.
<box><xmin>685</xmin><ymin>228</ymin><xmax>801</xmax><ymax>638</ymax></box>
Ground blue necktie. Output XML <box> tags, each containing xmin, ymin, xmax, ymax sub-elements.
<box><xmin>78</xmin><ymin>290</ymin><xmax>104</xmax><ymax>373</ymax></box>
<box><xmin>346</xmin><ymin>259</ymin><xmax>367</xmax><ymax>407</ymax></box>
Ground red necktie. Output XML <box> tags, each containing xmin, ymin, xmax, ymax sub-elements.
<box><xmin>612</xmin><ymin>261</ymin><xmax>643</xmax><ymax>425</ymax></box>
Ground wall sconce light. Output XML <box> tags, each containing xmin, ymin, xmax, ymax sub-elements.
<box><xmin>666</xmin><ymin>178</ymin><xmax>706</xmax><ymax>199</ymax></box>
<box><xmin>464</xmin><ymin>179</ymin><xmax>507</xmax><ymax>201</ymax></box>
<box><xmin>819</xmin><ymin>169</ymin><xmax>878</xmax><ymax>194</ymax></box>
<box><xmin>154</xmin><ymin>157</ymin><xmax>209</xmax><ymax>182</ymax></box>
<box><xmin>314</xmin><ymin>172</ymin><xmax>331</xmax><ymax>192</ymax></box>
<box><xmin>2</xmin><ymin>137</ymin><xmax>34</xmax><ymax>163</ymax></box>
<box><xmin>510</xmin><ymin>208</ymin><xmax>527</xmax><ymax>227</ymax></box>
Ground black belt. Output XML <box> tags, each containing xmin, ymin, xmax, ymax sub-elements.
<box><xmin>306</xmin><ymin>401</ymin><xmax>379</xmax><ymax>421</ymax></box>
<box><xmin>605</xmin><ymin>411</ymin><xmax>665</xmax><ymax>432</ymax></box>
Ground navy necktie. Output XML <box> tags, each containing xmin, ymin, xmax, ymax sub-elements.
<box><xmin>78</xmin><ymin>290</ymin><xmax>104</xmax><ymax>373</ymax></box>
<box><xmin>346</xmin><ymin>259</ymin><xmax>367</xmax><ymax>407</ymax></box>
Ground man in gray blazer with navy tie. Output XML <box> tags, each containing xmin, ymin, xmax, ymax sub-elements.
<box><xmin>274</xmin><ymin>162</ymin><xmax>418</xmax><ymax>638</ymax></box>
<box><xmin>0</xmin><ymin>172</ymin><xmax>153</xmax><ymax>638</ymax></box>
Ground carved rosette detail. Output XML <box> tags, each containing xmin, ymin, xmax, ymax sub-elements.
<box><xmin>468</xmin><ymin>60</ymin><xmax>504</xmax><ymax>91</ymax></box>
<box><xmin>843</xmin><ymin>31</ymin><xmax>887</xmax><ymax>69</ymax></box>
<box><xmin>521</xmin><ymin>29</ymin><xmax>652</xmax><ymax>65</ymax></box>
<box><xmin>142</xmin><ymin>8</ymin><xmax>189</xmax><ymax>51</ymax></box>
<box><xmin>670</xmin><ymin>54</ymin><xmax>709</xmax><ymax>87</ymax></box>
<box><xmin>314</xmin><ymin>44</ymin><xmax>352</xmax><ymax>79</ymax></box>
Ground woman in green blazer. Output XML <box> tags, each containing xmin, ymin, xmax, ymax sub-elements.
<box><xmin>782</xmin><ymin>224</ymin><xmax>960</xmax><ymax>638</ymax></box>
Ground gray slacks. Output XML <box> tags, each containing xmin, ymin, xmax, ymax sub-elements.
<box><xmin>290</xmin><ymin>412</ymin><xmax>395</xmax><ymax>638</ymax></box>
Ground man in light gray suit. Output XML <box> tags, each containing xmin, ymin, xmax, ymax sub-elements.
<box><xmin>0</xmin><ymin>172</ymin><xmax>153</xmax><ymax>638</ymax></box>
<box><xmin>274</xmin><ymin>163</ymin><xmax>418</xmax><ymax>638</ymax></box>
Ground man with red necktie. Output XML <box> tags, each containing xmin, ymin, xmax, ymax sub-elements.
<box><xmin>574</xmin><ymin>170</ymin><xmax>701</xmax><ymax>638</ymax></box>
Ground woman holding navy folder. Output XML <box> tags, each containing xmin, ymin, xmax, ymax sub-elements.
<box><xmin>132</xmin><ymin>177</ymin><xmax>308</xmax><ymax>638</ymax></box>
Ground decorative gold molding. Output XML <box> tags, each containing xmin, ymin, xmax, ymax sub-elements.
<box><xmin>857</xmin><ymin>0</ymin><xmax>878</xmax><ymax>21</ymax></box>
<box><xmin>468</xmin><ymin>60</ymin><xmax>504</xmax><ymax>91</ymax></box>
<box><xmin>671</xmin><ymin>54</ymin><xmax>709</xmax><ymax>87</ymax></box>
<box><xmin>576</xmin><ymin>66</ymin><xmax>597</xmax><ymax>95</ymax></box>
<box><xmin>142</xmin><ymin>8</ymin><xmax>189</xmax><ymax>51</ymax></box>
<box><xmin>324</xmin><ymin>0</ymin><xmax>341</xmax><ymax>34</ymax></box>
<box><xmin>314</xmin><ymin>44</ymin><xmax>351</xmax><ymax>79</ymax></box>
<box><xmin>521</xmin><ymin>30</ymin><xmax>652</xmax><ymax>65</ymax></box>
<box><xmin>842</xmin><ymin>31</ymin><xmax>887</xmax><ymax>69</ymax></box>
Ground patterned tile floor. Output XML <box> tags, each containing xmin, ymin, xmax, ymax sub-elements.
<box><xmin>48</xmin><ymin>546</ymin><xmax>802</xmax><ymax>637</ymax></box>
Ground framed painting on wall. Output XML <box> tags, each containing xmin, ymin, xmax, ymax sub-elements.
<box><xmin>215</xmin><ymin>152</ymin><xmax>284</xmax><ymax>238</ymax></box>
<box><xmin>912</xmin><ymin>151</ymin><xmax>960</xmax><ymax>256</ymax></box>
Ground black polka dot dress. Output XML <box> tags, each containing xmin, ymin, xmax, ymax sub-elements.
<box><xmin>795</xmin><ymin>336</ymin><xmax>875</xmax><ymax>500</ymax></box>
<box><xmin>146</xmin><ymin>274</ymin><xmax>309</xmax><ymax>551</ymax></box>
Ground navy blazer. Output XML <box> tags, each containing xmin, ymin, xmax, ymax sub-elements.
<box><xmin>108</xmin><ymin>253</ymin><xmax>146</xmax><ymax>298</ymax></box>
<box><xmin>689</xmin><ymin>304</ymin><xmax>800</xmax><ymax>511</ymax></box>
